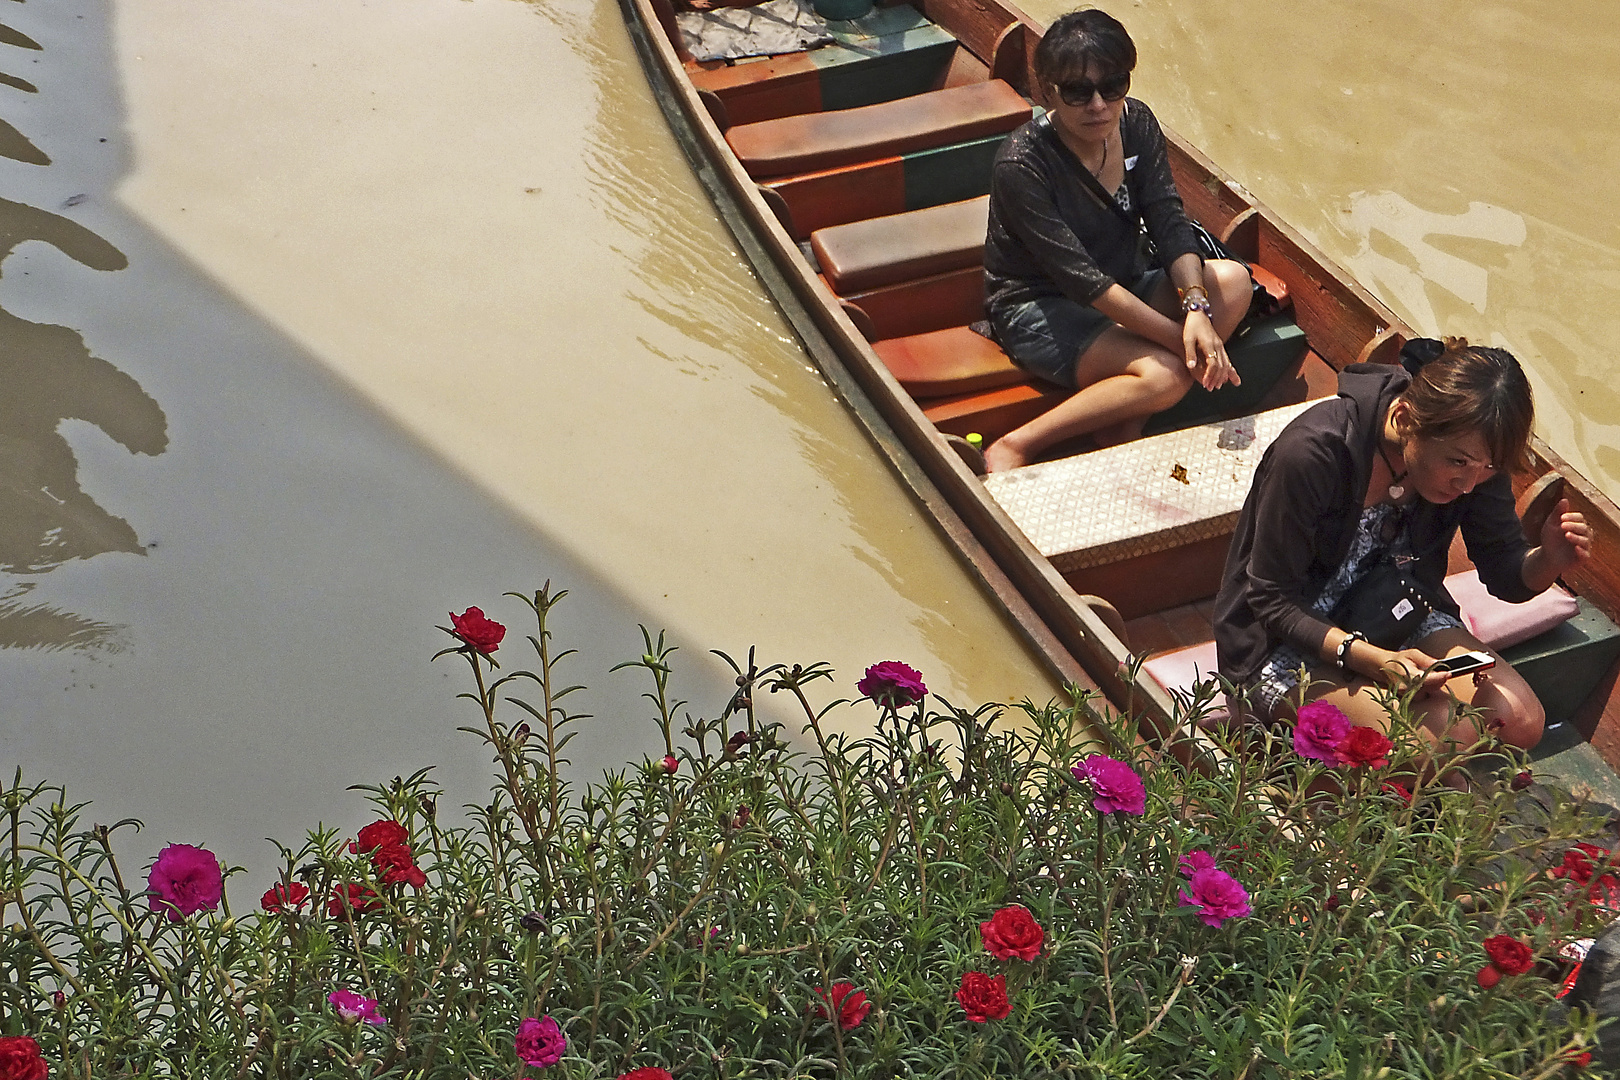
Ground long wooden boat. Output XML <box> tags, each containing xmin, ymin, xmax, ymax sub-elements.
<box><xmin>618</xmin><ymin>0</ymin><xmax>1620</xmax><ymax>768</ymax></box>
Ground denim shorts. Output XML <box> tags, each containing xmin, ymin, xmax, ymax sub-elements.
<box><xmin>989</xmin><ymin>271</ymin><xmax>1164</xmax><ymax>390</ymax></box>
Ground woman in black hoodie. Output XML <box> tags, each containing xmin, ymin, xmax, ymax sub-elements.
<box><xmin>1214</xmin><ymin>343</ymin><xmax>1590</xmax><ymax>753</ymax></box>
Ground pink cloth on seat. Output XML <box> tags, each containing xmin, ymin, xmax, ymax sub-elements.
<box><xmin>1141</xmin><ymin>640</ymin><xmax>1230</xmax><ymax>728</ymax></box>
<box><xmin>1443</xmin><ymin>569</ymin><xmax>1579</xmax><ymax>650</ymax></box>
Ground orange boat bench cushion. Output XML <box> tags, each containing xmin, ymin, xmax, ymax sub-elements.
<box><xmin>812</xmin><ymin>195</ymin><xmax>989</xmax><ymax>294</ymax></box>
<box><xmin>726</xmin><ymin>79</ymin><xmax>1031</xmax><ymax>180</ymax></box>
<box><xmin>872</xmin><ymin>324</ymin><xmax>1025</xmax><ymax>397</ymax></box>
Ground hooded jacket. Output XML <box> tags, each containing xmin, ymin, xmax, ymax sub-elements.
<box><xmin>1213</xmin><ymin>364</ymin><xmax>1535</xmax><ymax>685</ymax></box>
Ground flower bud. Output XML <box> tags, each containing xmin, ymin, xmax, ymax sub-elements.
<box><xmin>51</xmin><ymin>991</ymin><xmax>65</xmax><ymax>1010</ymax></box>
<box><xmin>1476</xmin><ymin>963</ymin><xmax>1501</xmax><ymax>989</ymax></box>
<box><xmin>1511</xmin><ymin>770</ymin><xmax>1533</xmax><ymax>791</ymax></box>
<box><xmin>735</xmin><ymin>805</ymin><xmax>751</xmax><ymax>828</ymax></box>
<box><xmin>662</xmin><ymin>754</ymin><xmax>680</xmax><ymax>775</ymax></box>
<box><xmin>518</xmin><ymin>911</ymin><xmax>546</xmax><ymax>933</ymax></box>
<box><xmin>805</xmin><ymin>903</ymin><xmax>818</xmax><ymax>920</ymax></box>
<box><xmin>1324</xmin><ymin>895</ymin><xmax>1340</xmax><ymax>912</ymax></box>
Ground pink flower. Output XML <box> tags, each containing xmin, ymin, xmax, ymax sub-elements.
<box><xmin>857</xmin><ymin>661</ymin><xmax>927</xmax><ymax>707</ymax></box>
<box><xmin>260</xmin><ymin>881</ymin><xmax>310</xmax><ymax>912</ymax></box>
<box><xmin>1340</xmin><ymin>726</ymin><xmax>1392</xmax><ymax>769</ymax></box>
<box><xmin>328</xmin><ymin>989</ymin><xmax>386</xmax><ymax>1026</ymax></box>
<box><xmin>1293</xmin><ymin>700</ymin><xmax>1352</xmax><ymax>764</ymax></box>
<box><xmin>449</xmin><ymin>606</ymin><xmax>506</xmax><ymax>656</ymax></box>
<box><xmin>1179</xmin><ymin>867</ymin><xmax>1252</xmax><ymax>928</ymax></box>
<box><xmin>1179</xmin><ymin>850</ymin><xmax>1217</xmax><ymax>877</ymax></box>
<box><xmin>147</xmin><ymin>844</ymin><xmax>224</xmax><ymax>921</ymax></box>
<box><xmin>1071</xmin><ymin>754</ymin><xmax>1146</xmax><ymax>816</ymax></box>
<box><xmin>515</xmin><ymin>1015</ymin><xmax>566</xmax><ymax>1068</ymax></box>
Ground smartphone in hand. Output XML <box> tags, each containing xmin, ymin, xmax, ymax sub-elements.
<box><xmin>1431</xmin><ymin>650</ymin><xmax>1497</xmax><ymax>679</ymax></box>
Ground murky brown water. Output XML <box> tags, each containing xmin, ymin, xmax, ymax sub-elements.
<box><xmin>2</xmin><ymin>0</ymin><xmax>1614</xmax><ymax>874</ymax></box>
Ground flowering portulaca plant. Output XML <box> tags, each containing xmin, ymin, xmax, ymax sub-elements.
<box><xmin>0</xmin><ymin>585</ymin><xmax>1609</xmax><ymax>1076</ymax></box>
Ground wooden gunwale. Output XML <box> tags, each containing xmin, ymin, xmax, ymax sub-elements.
<box><xmin>618</xmin><ymin>0</ymin><xmax>1620</xmax><ymax>767</ymax></box>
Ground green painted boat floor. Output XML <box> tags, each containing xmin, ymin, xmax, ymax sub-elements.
<box><xmin>1534</xmin><ymin>740</ymin><xmax>1620</xmax><ymax>811</ymax></box>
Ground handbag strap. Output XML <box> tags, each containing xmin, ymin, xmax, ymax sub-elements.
<box><xmin>1036</xmin><ymin>111</ymin><xmax>1139</xmax><ymax>231</ymax></box>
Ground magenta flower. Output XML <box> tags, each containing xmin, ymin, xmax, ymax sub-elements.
<box><xmin>328</xmin><ymin>989</ymin><xmax>386</xmax><ymax>1026</ymax></box>
<box><xmin>516</xmin><ymin>1015</ymin><xmax>567</xmax><ymax>1067</ymax></box>
<box><xmin>1293</xmin><ymin>700</ymin><xmax>1352</xmax><ymax>764</ymax></box>
<box><xmin>1179</xmin><ymin>867</ymin><xmax>1252</xmax><ymax>928</ymax></box>
<box><xmin>147</xmin><ymin>844</ymin><xmax>224</xmax><ymax>921</ymax></box>
<box><xmin>1179</xmin><ymin>850</ymin><xmax>1217</xmax><ymax>877</ymax></box>
<box><xmin>857</xmin><ymin>661</ymin><xmax>927</xmax><ymax>707</ymax></box>
<box><xmin>1071</xmin><ymin>754</ymin><xmax>1146</xmax><ymax>816</ymax></box>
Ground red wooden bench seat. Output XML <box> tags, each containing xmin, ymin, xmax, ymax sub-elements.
<box><xmin>812</xmin><ymin>195</ymin><xmax>988</xmax><ymax>294</ymax></box>
<box><xmin>726</xmin><ymin>79</ymin><xmax>1030</xmax><ymax>180</ymax></box>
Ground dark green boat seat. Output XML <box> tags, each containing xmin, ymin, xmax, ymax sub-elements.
<box><xmin>1142</xmin><ymin>313</ymin><xmax>1310</xmax><ymax>436</ymax></box>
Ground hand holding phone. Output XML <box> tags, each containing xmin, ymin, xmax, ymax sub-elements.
<box><xmin>1431</xmin><ymin>650</ymin><xmax>1497</xmax><ymax>679</ymax></box>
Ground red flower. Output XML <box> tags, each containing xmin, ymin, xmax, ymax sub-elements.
<box><xmin>1568</xmin><ymin>1050</ymin><xmax>1593</xmax><ymax>1069</ymax></box>
<box><xmin>955</xmin><ymin>971</ymin><xmax>1010</xmax><ymax>1022</ymax></box>
<box><xmin>661</xmin><ymin>754</ymin><xmax>679</xmax><ymax>775</ymax></box>
<box><xmin>372</xmin><ymin>843</ymin><xmax>428</xmax><ymax>889</ymax></box>
<box><xmin>1476</xmin><ymin>963</ymin><xmax>1502</xmax><ymax>989</ymax></box>
<box><xmin>1552</xmin><ymin>844</ymin><xmax>1611</xmax><ymax>885</ymax></box>
<box><xmin>449</xmin><ymin>606</ymin><xmax>505</xmax><ymax>655</ymax></box>
<box><xmin>619</xmin><ymin>1071</ymin><xmax>675</xmax><ymax>1080</ymax></box>
<box><xmin>814</xmin><ymin>982</ymin><xmax>871</xmax><ymax>1030</ymax></box>
<box><xmin>0</xmin><ymin>1037</ymin><xmax>46</xmax><ymax>1080</ymax></box>
<box><xmin>979</xmin><ymin>905</ymin><xmax>1044</xmax><ymax>961</ymax></box>
<box><xmin>1483</xmin><ymin>935</ymin><xmax>1534</xmax><ymax>975</ymax></box>
<box><xmin>328</xmin><ymin>883</ymin><xmax>380</xmax><ymax>919</ymax></box>
<box><xmin>1381</xmin><ymin>781</ymin><xmax>1413</xmax><ymax>805</ymax></box>
<box><xmin>1512</xmin><ymin>770</ymin><xmax>1535</xmax><ymax>791</ymax></box>
<box><xmin>260</xmin><ymin>881</ymin><xmax>311</xmax><ymax>912</ymax></box>
<box><xmin>1340</xmin><ymin>726</ymin><xmax>1392</xmax><ymax>768</ymax></box>
<box><xmin>351</xmin><ymin>819</ymin><xmax>409</xmax><ymax>855</ymax></box>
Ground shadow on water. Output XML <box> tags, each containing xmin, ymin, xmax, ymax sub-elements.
<box><xmin>0</xmin><ymin>0</ymin><xmax>758</xmax><ymax>875</ymax></box>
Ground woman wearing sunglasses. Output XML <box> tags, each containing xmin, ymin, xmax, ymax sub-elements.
<box><xmin>980</xmin><ymin>8</ymin><xmax>1252</xmax><ymax>472</ymax></box>
<box><xmin>1214</xmin><ymin>343</ymin><xmax>1592</xmax><ymax>758</ymax></box>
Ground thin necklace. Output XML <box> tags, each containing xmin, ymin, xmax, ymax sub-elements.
<box><xmin>1087</xmin><ymin>131</ymin><xmax>1109</xmax><ymax>177</ymax></box>
<box><xmin>1378</xmin><ymin>439</ymin><xmax>1408</xmax><ymax>501</ymax></box>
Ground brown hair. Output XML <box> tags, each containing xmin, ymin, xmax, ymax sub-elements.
<box><xmin>1034</xmin><ymin>9</ymin><xmax>1137</xmax><ymax>87</ymax></box>
<box><xmin>1397</xmin><ymin>340</ymin><xmax>1533</xmax><ymax>472</ymax></box>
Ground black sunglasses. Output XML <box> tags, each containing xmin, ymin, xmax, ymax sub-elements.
<box><xmin>1055</xmin><ymin>72</ymin><xmax>1131</xmax><ymax>106</ymax></box>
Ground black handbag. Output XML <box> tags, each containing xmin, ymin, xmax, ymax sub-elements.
<box><xmin>1328</xmin><ymin>551</ymin><xmax>1433</xmax><ymax>650</ymax></box>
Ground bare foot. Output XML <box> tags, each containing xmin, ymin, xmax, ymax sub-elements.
<box><xmin>983</xmin><ymin>438</ymin><xmax>1028</xmax><ymax>473</ymax></box>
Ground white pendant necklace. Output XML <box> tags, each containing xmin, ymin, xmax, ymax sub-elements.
<box><xmin>1378</xmin><ymin>440</ymin><xmax>1408</xmax><ymax>501</ymax></box>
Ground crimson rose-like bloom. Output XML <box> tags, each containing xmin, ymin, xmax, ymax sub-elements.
<box><xmin>0</xmin><ymin>1037</ymin><xmax>47</xmax><ymax>1080</ymax></box>
<box><xmin>1340</xmin><ymin>726</ymin><xmax>1392</xmax><ymax>768</ymax></box>
<box><xmin>373</xmin><ymin>843</ymin><xmax>428</xmax><ymax>889</ymax></box>
<box><xmin>328</xmin><ymin>883</ymin><xmax>380</xmax><ymax>919</ymax></box>
<box><xmin>955</xmin><ymin>971</ymin><xmax>1011</xmax><ymax>1022</ymax></box>
<box><xmin>450</xmin><ymin>606</ymin><xmax>506</xmax><ymax>656</ymax></box>
<box><xmin>1179</xmin><ymin>867</ymin><xmax>1252</xmax><ymax>928</ymax></box>
<box><xmin>515</xmin><ymin>1016</ymin><xmax>567</xmax><ymax>1067</ymax></box>
<box><xmin>351</xmin><ymin>819</ymin><xmax>409</xmax><ymax>855</ymax></box>
<box><xmin>1382</xmin><ymin>781</ymin><xmax>1414</xmax><ymax>805</ymax></box>
<box><xmin>1293</xmin><ymin>700</ymin><xmax>1351</xmax><ymax>764</ymax></box>
<box><xmin>980</xmin><ymin>905</ymin><xmax>1044</xmax><ymax>961</ymax></box>
<box><xmin>619</xmin><ymin>1070</ymin><xmax>674</xmax><ymax>1080</ymax></box>
<box><xmin>261</xmin><ymin>881</ymin><xmax>310</xmax><ymax>912</ymax></box>
<box><xmin>1071</xmin><ymin>754</ymin><xmax>1146</xmax><ymax>816</ymax></box>
<box><xmin>857</xmin><ymin>661</ymin><xmax>927</xmax><ymax>707</ymax></box>
<box><xmin>147</xmin><ymin>843</ymin><xmax>224</xmax><ymax>921</ymax></box>
<box><xmin>815</xmin><ymin>982</ymin><xmax>872</xmax><ymax>1030</ymax></box>
<box><xmin>1483</xmin><ymin>934</ymin><xmax>1534</xmax><ymax>975</ymax></box>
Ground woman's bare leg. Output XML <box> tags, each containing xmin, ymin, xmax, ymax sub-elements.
<box><xmin>984</xmin><ymin>259</ymin><xmax>1254</xmax><ymax>471</ymax></box>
